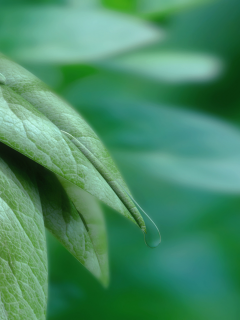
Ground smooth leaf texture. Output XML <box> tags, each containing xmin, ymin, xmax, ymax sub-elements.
<box><xmin>0</xmin><ymin>143</ymin><xmax>47</xmax><ymax>319</ymax></box>
<box><xmin>0</xmin><ymin>53</ymin><xmax>145</xmax><ymax>231</ymax></box>
<box><xmin>37</xmin><ymin>167</ymin><xmax>109</xmax><ymax>286</ymax></box>
<box><xmin>0</xmin><ymin>7</ymin><xmax>161</xmax><ymax>64</ymax></box>
<box><xmin>99</xmin><ymin>51</ymin><xmax>222</xmax><ymax>83</ymax></box>
<box><xmin>65</xmin><ymin>74</ymin><xmax>240</xmax><ymax>193</ymax></box>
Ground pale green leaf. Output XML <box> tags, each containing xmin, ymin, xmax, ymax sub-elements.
<box><xmin>37</xmin><ymin>167</ymin><xmax>109</xmax><ymax>286</ymax></box>
<box><xmin>0</xmin><ymin>7</ymin><xmax>162</xmax><ymax>64</ymax></box>
<box><xmin>66</xmin><ymin>74</ymin><xmax>240</xmax><ymax>193</ymax></box>
<box><xmin>99</xmin><ymin>51</ymin><xmax>222</xmax><ymax>83</ymax></box>
<box><xmin>0</xmin><ymin>55</ymin><xmax>145</xmax><ymax>231</ymax></box>
<box><xmin>0</xmin><ymin>143</ymin><xmax>47</xmax><ymax>319</ymax></box>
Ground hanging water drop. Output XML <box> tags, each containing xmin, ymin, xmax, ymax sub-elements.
<box><xmin>0</xmin><ymin>73</ymin><xmax>6</xmax><ymax>85</ymax></box>
<box><xmin>142</xmin><ymin>212</ymin><xmax>161</xmax><ymax>248</ymax></box>
<box><xmin>117</xmin><ymin>180</ymin><xmax>161</xmax><ymax>248</ymax></box>
<box><xmin>129</xmin><ymin>195</ymin><xmax>161</xmax><ymax>248</ymax></box>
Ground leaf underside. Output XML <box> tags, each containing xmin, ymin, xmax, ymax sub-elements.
<box><xmin>37</xmin><ymin>167</ymin><xmax>109</xmax><ymax>286</ymax></box>
<box><xmin>0</xmin><ymin>143</ymin><xmax>48</xmax><ymax>320</ymax></box>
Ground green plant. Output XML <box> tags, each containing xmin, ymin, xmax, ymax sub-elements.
<box><xmin>0</xmin><ymin>51</ymin><xmax>153</xmax><ymax>318</ymax></box>
<box><xmin>2</xmin><ymin>0</ymin><xmax>239</xmax><ymax>319</ymax></box>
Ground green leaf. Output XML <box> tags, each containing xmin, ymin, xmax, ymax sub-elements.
<box><xmin>99</xmin><ymin>51</ymin><xmax>222</xmax><ymax>83</ymax></box>
<box><xmin>58</xmin><ymin>176</ymin><xmax>109</xmax><ymax>286</ymax></box>
<box><xmin>0</xmin><ymin>54</ymin><xmax>145</xmax><ymax>231</ymax></box>
<box><xmin>37</xmin><ymin>167</ymin><xmax>109</xmax><ymax>286</ymax></box>
<box><xmin>0</xmin><ymin>143</ymin><xmax>47</xmax><ymax>319</ymax></box>
<box><xmin>0</xmin><ymin>7</ymin><xmax>162</xmax><ymax>64</ymax></box>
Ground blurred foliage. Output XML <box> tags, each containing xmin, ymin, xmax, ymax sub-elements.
<box><xmin>1</xmin><ymin>0</ymin><xmax>240</xmax><ymax>319</ymax></box>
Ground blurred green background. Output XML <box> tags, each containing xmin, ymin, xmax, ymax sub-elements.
<box><xmin>1</xmin><ymin>0</ymin><xmax>240</xmax><ymax>319</ymax></box>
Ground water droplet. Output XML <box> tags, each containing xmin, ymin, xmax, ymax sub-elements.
<box><xmin>117</xmin><ymin>181</ymin><xmax>161</xmax><ymax>248</ymax></box>
<box><xmin>0</xmin><ymin>73</ymin><xmax>6</xmax><ymax>85</ymax></box>
<box><xmin>142</xmin><ymin>213</ymin><xmax>161</xmax><ymax>248</ymax></box>
<box><xmin>129</xmin><ymin>195</ymin><xmax>161</xmax><ymax>248</ymax></box>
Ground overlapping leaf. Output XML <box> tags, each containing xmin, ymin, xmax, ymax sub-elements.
<box><xmin>57</xmin><ymin>176</ymin><xmax>109</xmax><ymax>286</ymax></box>
<box><xmin>0</xmin><ymin>143</ymin><xmax>47</xmax><ymax>319</ymax></box>
<box><xmin>0</xmin><ymin>53</ymin><xmax>149</xmax><ymax>300</ymax></box>
<box><xmin>37</xmin><ymin>167</ymin><xmax>109</xmax><ymax>286</ymax></box>
<box><xmin>0</xmin><ymin>53</ymin><xmax>145</xmax><ymax>231</ymax></box>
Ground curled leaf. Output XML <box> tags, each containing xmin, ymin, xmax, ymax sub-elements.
<box><xmin>0</xmin><ymin>53</ymin><xmax>145</xmax><ymax>231</ymax></box>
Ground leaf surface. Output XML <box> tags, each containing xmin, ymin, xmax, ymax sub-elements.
<box><xmin>65</xmin><ymin>74</ymin><xmax>240</xmax><ymax>193</ymax></box>
<box><xmin>0</xmin><ymin>69</ymin><xmax>145</xmax><ymax>230</ymax></box>
<box><xmin>37</xmin><ymin>167</ymin><xmax>109</xmax><ymax>286</ymax></box>
<box><xmin>0</xmin><ymin>143</ymin><xmax>47</xmax><ymax>319</ymax></box>
<box><xmin>0</xmin><ymin>7</ymin><xmax>161</xmax><ymax>64</ymax></box>
<box><xmin>100</xmin><ymin>51</ymin><xmax>222</xmax><ymax>83</ymax></box>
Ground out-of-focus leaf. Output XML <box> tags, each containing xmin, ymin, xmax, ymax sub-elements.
<box><xmin>57</xmin><ymin>175</ymin><xmax>109</xmax><ymax>285</ymax></box>
<box><xmin>137</xmin><ymin>0</ymin><xmax>214</xmax><ymax>17</ymax></box>
<box><xmin>116</xmin><ymin>151</ymin><xmax>240</xmax><ymax>193</ymax></box>
<box><xmin>37</xmin><ymin>167</ymin><xmax>109</xmax><ymax>286</ymax></box>
<box><xmin>0</xmin><ymin>143</ymin><xmax>47</xmax><ymax>319</ymax></box>
<box><xmin>0</xmin><ymin>53</ymin><xmax>145</xmax><ymax>231</ymax></box>
<box><xmin>99</xmin><ymin>51</ymin><xmax>222</xmax><ymax>83</ymax></box>
<box><xmin>0</xmin><ymin>7</ymin><xmax>162</xmax><ymax>64</ymax></box>
<box><xmin>65</xmin><ymin>75</ymin><xmax>240</xmax><ymax>193</ymax></box>
<box><xmin>67</xmin><ymin>0</ymin><xmax>100</xmax><ymax>8</ymax></box>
